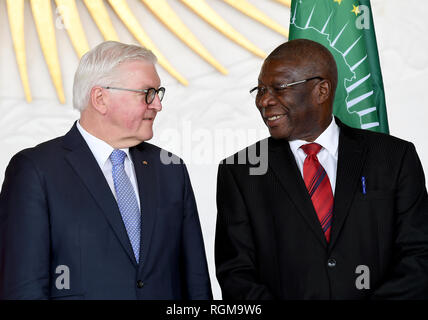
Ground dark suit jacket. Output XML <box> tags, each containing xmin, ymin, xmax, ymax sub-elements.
<box><xmin>215</xmin><ymin>118</ymin><xmax>428</xmax><ymax>299</ymax></box>
<box><xmin>0</xmin><ymin>123</ymin><xmax>212</xmax><ymax>300</ymax></box>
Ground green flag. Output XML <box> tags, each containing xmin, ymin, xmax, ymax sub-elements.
<box><xmin>289</xmin><ymin>0</ymin><xmax>389</xmax><ymax>133</ymax></box>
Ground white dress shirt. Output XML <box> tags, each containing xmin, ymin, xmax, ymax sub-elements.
<box><xmin>76</xmin><ymin>121</ymin><xmax>141</xmax><ymax>209</ymax></box>
<box><xmin>288</xmin><ymin>117</ymin><xmax>340</xmax><ymax>195</ymax></box>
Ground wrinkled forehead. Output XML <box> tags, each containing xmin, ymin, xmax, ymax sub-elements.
<box><xmin>258</xmin><ymin>57</ymin><xmax>312</xmax><ymax>83</ymax></box>
<box><xmin>114</xmin><ymin>60</ymin><xmax>160</xmax><ymax>87</ymax></box>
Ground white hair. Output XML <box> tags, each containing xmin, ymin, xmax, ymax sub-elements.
<box><xmin>72</xmin><ymin>41</ymin><xmax>157</xmax><ymax>111</ymax></box>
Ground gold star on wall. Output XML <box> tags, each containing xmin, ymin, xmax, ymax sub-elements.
<box><xmin>334</xmin><ymin>0</ymin><xmax>342</xmax><ymax>4</ymax></box>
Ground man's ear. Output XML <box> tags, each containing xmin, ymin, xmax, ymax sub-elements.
<box><xmin>90</xmin><ymin>86</ymin><xmax>108</xmax><ymax>115</ymax></box>
<box><xmin>316</xmin><ymin>80</ymin><xmax>332</xmax><ymax>105</ymax></box>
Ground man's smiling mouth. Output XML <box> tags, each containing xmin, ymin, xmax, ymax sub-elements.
<box><xmin>265</xmin><ymin>115</ymin><xmax>285</xmax><ymax>121</ymax></box>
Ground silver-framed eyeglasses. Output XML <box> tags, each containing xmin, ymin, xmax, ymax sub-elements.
<box><xmin>249</xmin><ymin>76</ymin><xmax>323</xmax><ymax>99</ymax></box>
<box><xmin>102</xmin><ymin>86</ymin><xmax>165</xmax><ymax>105</ymax></box>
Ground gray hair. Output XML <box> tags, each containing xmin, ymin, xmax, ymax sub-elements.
<box><xmin>72</xmin><ymin>41</ymin><xmax>157</xmax><ymax>111</ymax></box>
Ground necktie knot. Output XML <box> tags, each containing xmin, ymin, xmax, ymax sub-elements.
<box><xmin>110</xmin><ymin>149</ymin><xmax>127</xmax><ymax>167</ymax></box>
<box><xmin>301</xmin><ymin>143</ymin><xmax>322</xmax><ymax>157</ymax></box>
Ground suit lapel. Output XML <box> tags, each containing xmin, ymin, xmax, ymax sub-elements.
<box><xmin>130</xmin><ymin>144</ymin><xmax>159</xmax><ymax>271</ymax></box>
<box><xmin>329</xmin><ymin>120</ymin><xmax>367</xmax><ymax>251</ymax></box>
<box><xmin>268</xmin><ymin>138</ymin><xmax>328</xmax><ymax>248</ymax></box>
<box><xmin>63</xmin><ymin>123</ymin><xmax>138</xmax><ymax>266</ymax></box>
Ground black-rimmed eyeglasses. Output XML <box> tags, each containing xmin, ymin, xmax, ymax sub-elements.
<box><xmin>102</xmin><ymin>86</ymin><xmax>165</xmax><ymax>105</ymax></box>
<box><xmin>249</xmin><ymin>76</ymin><xmax>323</xmax><ymax>99</ymax></box>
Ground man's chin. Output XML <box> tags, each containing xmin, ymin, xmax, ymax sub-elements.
<box><xmin>122</xmin><ymin>132</ymin><xmax>153</xmax><ymax>147</ymax></box>
<box><xmin>268</xmin><ymin>127</ymin><xmax>291</xmax><ymax>141</ymax></box>
<box><xmin>142</xmin><ymin>135</ymin><xmax>153</xmax><ymax>142</ymax></box>
<box><xmin>138</xmin><ymin>130</ymin><xmax>154</xmax><ymax>142</ymax></box>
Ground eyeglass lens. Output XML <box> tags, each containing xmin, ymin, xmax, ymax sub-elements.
<box><xmin>146</xmin><ymin>87</ymin><xmax>165</xmax><ymax>104</ymax></box>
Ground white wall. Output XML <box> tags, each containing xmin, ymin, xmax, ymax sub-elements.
<box><xmin>0</xmin><ymin>0</ymin><xmax>427</xmax><ymax>299</ymax></box>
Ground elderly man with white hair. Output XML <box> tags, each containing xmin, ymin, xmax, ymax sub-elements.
<box><xmin>0</xmin><ymin>41</ymin><xmax>212</xmax><ymax>300</ymax></box>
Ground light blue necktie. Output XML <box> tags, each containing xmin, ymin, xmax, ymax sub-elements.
<box><xmin>110</xmin><ymin>149</ymin><xmax>141</xmax><ymax>263</ymax></box>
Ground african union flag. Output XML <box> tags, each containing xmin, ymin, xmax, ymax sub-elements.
<box><xmin>289</xmin><ymin>0</ymin><xmax>389</xmax><ymax>133</ymax></box>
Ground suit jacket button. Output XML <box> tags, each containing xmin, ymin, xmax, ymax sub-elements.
<box><xmin>327</xmin><ymin>258</ymin><xmax>337</xmax><ymax>268</ymax></box>
<box><xmin>137</xmin><ymin>280</ymin><xmax>144</xmax><ymax>288</ymax></box>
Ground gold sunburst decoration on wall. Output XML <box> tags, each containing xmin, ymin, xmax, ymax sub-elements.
<box><xmin>6</xmin><ymin>0</ymin><xmax>291</xmax><ymax>104</ymax></box>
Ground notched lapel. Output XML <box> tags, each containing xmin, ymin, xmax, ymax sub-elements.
<box><xmin>63</xmin><ymin>124</ymin><xmax>138</xmax><ymax>266</ymax></box>
<box><xmin>268</xmin><ymin>138</ymin><xmax>328</xmax><ymax>248</ymax></box>
<box><xmin>130</xmin><ymin>144</ymin><xmax>159</xmax><ymax>270</ymax></box>
<box><xmin>329</xmin><ymin>124</ymin><xmax>367</xmax><ymax>251</ymax></box>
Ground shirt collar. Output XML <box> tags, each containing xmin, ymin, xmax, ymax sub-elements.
<box><xmin>289</xmin><ymin>117</ymin><xmax>340</xmax><ymax>159</ymax></box>
<box><xmin>76</xmin><ymin>121</ymin><xmax>132</xmax><ymax>167</ymax></box>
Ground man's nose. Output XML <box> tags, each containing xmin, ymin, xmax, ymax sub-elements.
<box><xmin>149</xmin><ymin>93</ymin><xmax>162</xmax><ymax>112</ymax></box>
<box><xmin>257</xmin><ymin>88</ymin><xmax>276</xmax><ymax>109</ymax></box>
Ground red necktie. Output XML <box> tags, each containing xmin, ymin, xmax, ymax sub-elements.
<box><xmin>301</xmin><ymin>143</ymin><xmax>333</xmax><ymax>243</ymax></box>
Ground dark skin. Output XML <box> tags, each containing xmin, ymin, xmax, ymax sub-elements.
<box><xmin>256</xmin><ymin>50</ymin><xmax>335</xmax><ymax>142</ymax></box>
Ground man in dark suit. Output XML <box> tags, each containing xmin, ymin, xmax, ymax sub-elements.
<box><xmin>215</xmin><ymin>39</ymin><xmax>428</xmax><ymax>299</ymax></box>
<box><xmin>0</xmin><ymin>41</ymin><xmax>212</xmax><ymax>300</ymax></box>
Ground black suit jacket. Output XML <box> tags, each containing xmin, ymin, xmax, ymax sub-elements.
<box><xmin>215</xmin><ymin>118</ymin><xmax>428</xmax><ymax>299</ymax></box>
<box><xmin>0</xmin><ymin>123</ymin><xmax>212</xmax><ymax>300</ymax></box>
